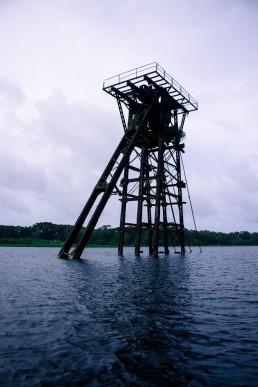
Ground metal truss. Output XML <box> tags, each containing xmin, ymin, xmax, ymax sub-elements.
<box><xmin>58</xmin><ymin>63</ymin><xmax>198</xmax><ymax>259</ymax></box>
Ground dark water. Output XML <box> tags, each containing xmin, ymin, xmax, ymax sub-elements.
<box><xmin>0</xmin><ymin>247</ymin><xmax>258</xmax><ymax>386</ymax></box>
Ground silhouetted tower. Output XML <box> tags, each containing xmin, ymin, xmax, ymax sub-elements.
<box><xmin>58</xmin><ymin>63</ymin><xmax>198</xmax><ymax>259</ymax></box>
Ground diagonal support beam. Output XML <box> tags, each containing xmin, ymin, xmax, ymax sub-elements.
<box><xmin>58</xmin><ymin>132</ymin><xmax>134</xmax><ymax>258</ymax></box>
<box><xmin>59</xmin><ymin>92</ymin><xmax>159</xmax><ymax>259</ymax></box>
<box><xmin>116</xmin><ymin>97</ymin><xmax>127</xmax><ymax>132</ymax></box>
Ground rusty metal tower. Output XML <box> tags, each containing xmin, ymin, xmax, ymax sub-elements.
<box><xmin>58</xmin><ymin>63</ymin><xmax>198</xmax><ymax>259</ymax></box>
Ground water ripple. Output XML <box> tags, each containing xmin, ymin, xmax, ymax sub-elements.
<box><xmin>0</xmin><ymin>246</ymin><xmax>258</xmax><ymax>386</ymax></box>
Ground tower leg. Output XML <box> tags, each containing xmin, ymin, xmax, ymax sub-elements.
<box><xmin>176</xmin><ymin>149</ymin><xmax>185</xmax><ymax>254</ymax></box>
<box><xmin>145</xmin><ymin>152</ymin><xmax>153</xmax><ymax>255</ymax></box>
<box><xmin>135</xmin><ymin>147</ymin><xmax>146</xmax><ymax>256</ymax></box>
<box><xmin>118</xmin><ymin>160</ymin><xmax>129</xmax><ymax>256</ymax></box>
<box><xmin>152</xmin><ymin>137</ymin><xmax>164</xmax><ymax>256</ymax></box>
<box><xmin>174</xmin><ymin>111</ymin><xmax>185</xmax><ymax>254</ymax></box>
<box><xmin>58</xmin><ymin>190</ymin><xmax>100</xmax><ymax>258</ymax></box>
<box><xmin>162</xmin><ymin>201</ymin><xmax>169</xmax><ymax>255</ymax></box>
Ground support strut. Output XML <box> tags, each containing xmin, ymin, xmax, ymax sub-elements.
<box><xmin>58</xmin><ymin>93</ymin><xmax>159</xmax><ymax>258</ymax></box>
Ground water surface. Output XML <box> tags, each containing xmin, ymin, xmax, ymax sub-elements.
<box><xmin>0</xmin><ymin>246</ymin><xmax>258</xmax><ymax>386</ymax></box>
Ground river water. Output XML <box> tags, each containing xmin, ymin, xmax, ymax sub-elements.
<box><xmin>0</xmin><ymin>246</ymin><xmax>258</xmax><ymax>386</ymax></box>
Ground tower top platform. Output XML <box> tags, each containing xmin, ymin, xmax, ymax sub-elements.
<box><xmin>103</xmin><ymin>62</ymin><xmax>198</xmax><ymax>113</ymax></box>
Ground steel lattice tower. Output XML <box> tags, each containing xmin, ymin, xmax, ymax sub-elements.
<box><xmin>58</xmin><ymin>63</ymin><xmax>198</xmax><ymax>259</ymax></box>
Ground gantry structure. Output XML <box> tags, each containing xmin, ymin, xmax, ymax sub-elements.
<box><xmin>58</xmin><ymin>63</ymin><xmax>198</xmax><ymax>259</ymax></box>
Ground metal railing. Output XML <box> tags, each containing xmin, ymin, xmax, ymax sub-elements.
<box><xmin>103</xmin><ymin>62</ymin><xmax>198</xmax><ymax>111</ymax></box>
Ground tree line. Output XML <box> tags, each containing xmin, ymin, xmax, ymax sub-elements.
<box><xmin>0</xmin><ymin>222</ymin><xmax>258</xmax><ymax>247</ymax></box>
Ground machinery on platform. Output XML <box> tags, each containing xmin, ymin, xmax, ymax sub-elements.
<box><xmin>58</xmin><ymin>63</ymin><xmax>199</xmax><ymax>259</ymax></box>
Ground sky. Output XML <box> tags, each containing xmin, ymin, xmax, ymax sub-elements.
<box><xmin>0</xmin><ymin>0</ymin><xmax>258</xmax><ymax>233</ymax></box>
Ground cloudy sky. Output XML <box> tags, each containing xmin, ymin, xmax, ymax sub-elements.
<box><xmin>0</xmin><ymin>0</ymin><xmax>258</xmax><ymax>232</ymax></box>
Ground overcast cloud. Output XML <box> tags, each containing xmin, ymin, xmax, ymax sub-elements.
<box><xmin>0</xmin><ymin>0</ymin><xmax>258</xmax><ymax>232</ymax></box>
